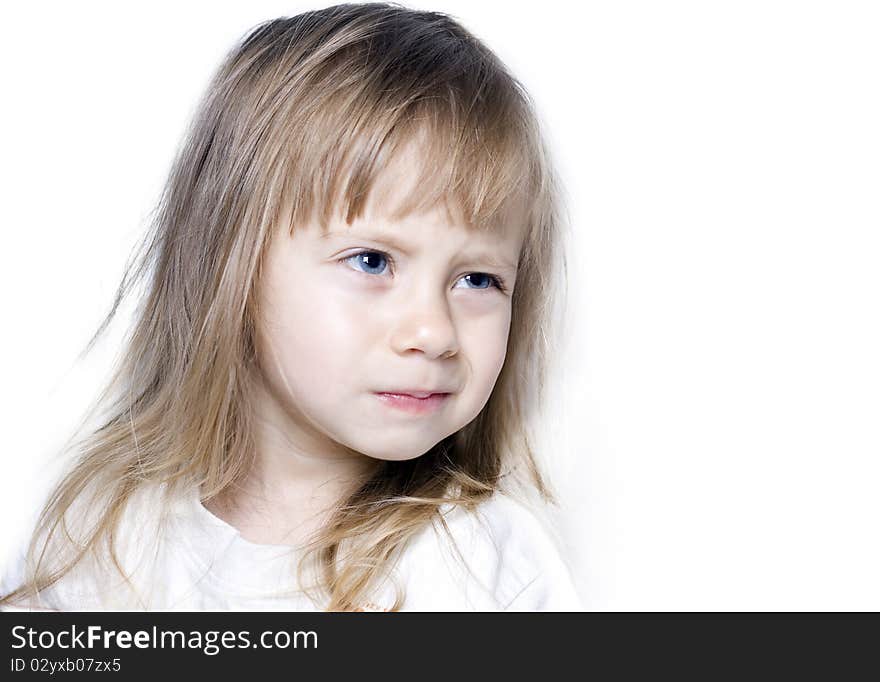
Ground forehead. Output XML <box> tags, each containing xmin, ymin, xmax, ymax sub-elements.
<box><xmin>324</xmin><ymin>138</ymin><xmax>528</xmax><ymax>256</ymax></box>
<box><xmin>320</xmin><ymin>204</ymin><xmax>524</xmax><ymax>275</ymax></box>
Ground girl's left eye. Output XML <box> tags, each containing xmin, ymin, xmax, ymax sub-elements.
<box><xmin>340</xmin><ymin>250</ymin><xmax>506</xmax><ymax>292</ymax></box>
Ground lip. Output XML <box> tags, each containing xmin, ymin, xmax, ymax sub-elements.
<box><xmin>374</xmin><ymin>392</ymin><xmax>451</xmax><ymax>414</ymax></box>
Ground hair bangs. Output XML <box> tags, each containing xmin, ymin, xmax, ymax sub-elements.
<box><xmin>276</xmin><ymin>28</ymin><xmax>540</xmax><ymax>239</ymax></box>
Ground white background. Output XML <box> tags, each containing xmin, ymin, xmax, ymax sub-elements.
<box><xmin>1</xmin><ymin>1</ymin><xmax>878</xmax><ymax>610</ymax></box>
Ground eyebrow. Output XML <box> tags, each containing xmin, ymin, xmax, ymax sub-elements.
<box><xmin>320</xmin><ymin>229</ymin><xmax>519</xmax><ymax>272</ymax></box>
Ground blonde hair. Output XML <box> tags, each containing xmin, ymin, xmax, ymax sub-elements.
<box><xmin>2</xmin><ymin>2</ymin><xmax>567</xmax><ymax>611</ymax></box>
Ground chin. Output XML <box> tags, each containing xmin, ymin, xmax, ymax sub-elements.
<box><xmin>364</xmin><ymin>449</ymin><xmax>431</xmax><ymax>463</ymax></box>
<box><xmin>353</xmin><ymin>440</ymin><xmax>439</xmax><ymax>463</ymax></box>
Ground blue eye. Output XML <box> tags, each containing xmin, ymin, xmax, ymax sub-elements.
<box><xmin>459</xmin><ymin>272</ymin><xmax>508</xmax><ymax>293</ymax></box>
<box><xmin>461</xmin><ymin>273</ymin><xmax>495</xmax><ymax>290</ymax></box>
<box><xmin>345</xmin><ymin>250</ymin><xmax>389</xmax><ymax>275</ymax></box>
<box><xmin>341</xmin><ymin>249</ymin><xmax>507</xmax><ymax>292</ymax></box>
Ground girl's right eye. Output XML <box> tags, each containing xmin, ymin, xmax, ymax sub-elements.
<box><xmin>341</xmin><ymin>250</ymin><xmax>391</xmax><ymax>276</ymax></box>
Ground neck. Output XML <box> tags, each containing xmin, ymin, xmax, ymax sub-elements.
<box><xmin>204</xmin><ymin>370</ymin><xmax>379</xmax><ymax>547</ymax></box>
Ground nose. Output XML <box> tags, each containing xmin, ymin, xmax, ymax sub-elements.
<box><xmin>389</xmin><ymin>287</ymin><xmax>460</xmax><ymax>360</ymax></box>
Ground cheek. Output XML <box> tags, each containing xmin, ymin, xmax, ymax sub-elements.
<box><xmin>257</xmin><ymin>275</ymin><xmax>367</xmax><ymax>400</ymax></box>
<box><xmin>462</xmin><ymin>305</ymin><xmax>512</xmax><ymax>393</ymax></box>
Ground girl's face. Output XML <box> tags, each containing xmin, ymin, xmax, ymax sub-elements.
<box><xmin>253</xmin><ymin>163</ymin><xmax>525</xmax><ymax>463</ymax></box>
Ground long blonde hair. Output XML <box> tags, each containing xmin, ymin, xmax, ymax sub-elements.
<box><xmin>2</xmin><ymin>2</ymin><xmax>567</xmax><ymax>611</ymax></box>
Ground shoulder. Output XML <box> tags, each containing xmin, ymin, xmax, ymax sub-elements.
<box><xmin>393</xmin><ymin>493</ymin><xmax>583</xmax><ymax>611</ymax></box>
<box><xmin>1</xmin><ymin>481</ymin><xmax>172</xmax><ymax>611</ymax></box>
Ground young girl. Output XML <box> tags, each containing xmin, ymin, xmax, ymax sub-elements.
<box><xmin>0</xmin><ymin>2</ymin><xmax>580</xmax><ymax>611</ymax></box>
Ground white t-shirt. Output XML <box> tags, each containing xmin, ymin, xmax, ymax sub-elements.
<box><xmin>1</xmin><ymin>485</ymin><xmax>583</xmax><ymax>611</ymax></box>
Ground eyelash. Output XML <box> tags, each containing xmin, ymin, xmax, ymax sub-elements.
<box><xmin>340</xmin><ymin>249</ymin><xmax>508</xmax><ymax>293</ymax></box>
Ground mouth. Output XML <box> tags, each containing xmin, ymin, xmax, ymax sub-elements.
<box><xmin>373</xmin><ymin>392</ymin><xmax>451</xmax><ymax>414</ymax></box>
